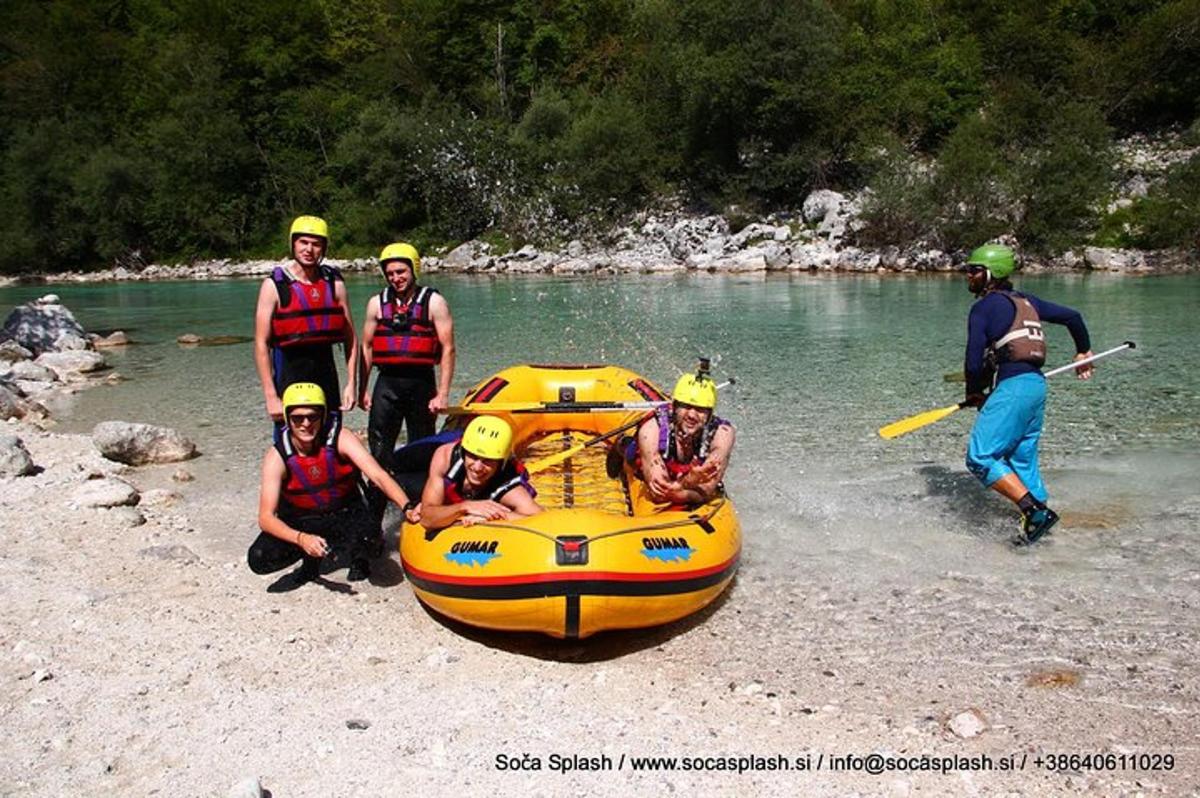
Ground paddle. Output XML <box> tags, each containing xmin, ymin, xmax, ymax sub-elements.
<box><xmin>524</xmin><ymin>412</ymin><xmax>651</xmax><ymax>474</ymax></box>
<box><xmin>878</xmin><ymin>341</ymin><xmax>1137</xmax><ymax>440</ymax></box>
<box><xmin>447</xmin><ymin>379</ymin><xmax>736</xmax><ymax>416</ymax></box>
<box><xmin>517</xmin><ymin>378</ymin><xmax>737</xmax><ymax>473</ymax></box>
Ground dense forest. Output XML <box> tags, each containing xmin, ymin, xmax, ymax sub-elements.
<box><xmin>1</xmin><ymin>0</ymin><xmax>1197</xmax><ymax>273</ymax></box>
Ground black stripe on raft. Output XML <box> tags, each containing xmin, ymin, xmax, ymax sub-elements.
<box><xmin>405</xmin><ymin>558</ymin><xmax>738</xmax><ymax>601</ymax></box>
<box><xmin>564</xmin><ymin>594</ymin><xmax>580</xmax><ymax>638</ymax></box>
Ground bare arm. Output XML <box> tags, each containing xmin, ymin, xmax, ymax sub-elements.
<box><xmin>334</xmin><ymin>280</ymin><xmax>358</xmax><ymax>411</ymax></box>
<box><xmin>498</xmin><ymin>484</ymin><xmax>542</xmax><ymax>519</ymax></box>
<box><xmin>675</xmin><ymin>423</ymin><xmax>735</xmax><ymax>503</ymax></box>
<box><xmin>256</xmin><ymin>448</ymin><xmax>328</xmax><ymax>557</ymax></box>
<box><xmin>253</xmin><ymin>279</ymin><xmax>283</xmax><ymax>420</ymax></box>
<box><xmin>428</xmin><ymin>293</ymin><xmax>455</xmax><ymax>414</ymax></box>
<box><xmin>359</xmin><ymin>295</ymin><xmax>380</xmax><ymax>408</ymax></box>
<box><xmin>337</xmin><ymin>428</ymin><xmax>412</xmax><ymax>507</ymax></box>
<box><xmin>637</xmin><ymin>417</ymin><xmax>675</xmax><ymax>501</ymax></box>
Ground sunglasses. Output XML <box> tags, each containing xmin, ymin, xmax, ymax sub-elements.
<box><xmin>966</xmin><ymin>265</ymin><xmax>987</xmax><ymax>274</ymax></box>
<box><xmin>288</xmin><ymin>411</ymin><xmax>322</xmax><ymax>427</ymax></box>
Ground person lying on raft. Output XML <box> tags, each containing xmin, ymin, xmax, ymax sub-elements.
<box><xmin>419</xmin><ymin>415</ymin><xmax>543</xmax><ymax>531</ymax></box>
<box><xmin>623</xmin><ymin>370</ymin><xmax>736</xmax><ymax>507</ymax></box>
<box><xmin>249</xmin><ymin>382</ymin><xmax>420</xmax><ymax>592</ymax></box>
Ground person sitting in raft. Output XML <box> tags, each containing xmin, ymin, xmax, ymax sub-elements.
<box><xmin>419</xmin><ymin>415</ymin><xmax>543</xmax><ymax>531</ymax></box>
<box><xmin>630</xmin><ymin>369</ymin><xmax>736</xmax><ymax>506</ymax></box>
<box><xmin>249</xmin><ymin>382</ymin><xmax>420</xmax><ymax>592</ymax></box>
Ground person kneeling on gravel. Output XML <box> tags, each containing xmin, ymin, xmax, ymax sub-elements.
<box><xmin>248</xmin><ymin>382</ymin><xmax>419</xmax><ymax>592</ymax></box>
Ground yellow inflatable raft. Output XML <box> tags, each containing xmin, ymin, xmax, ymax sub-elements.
<box><xmin>400</xmin><ymin>364</ymin><xmax>741</xmax><ymax>639</ymax></box>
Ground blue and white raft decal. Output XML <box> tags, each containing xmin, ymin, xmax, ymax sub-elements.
<box><xmin>640</xmin><ymin>536</ymin><xmax>695</xmax><ymax>563</ymax></box>
<box><xmin>444</xmin><ymin>540</ymin><xmax>501</xmax><ymax>567</ymax></box>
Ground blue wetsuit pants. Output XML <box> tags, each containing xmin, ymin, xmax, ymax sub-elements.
<box><xmin>966</xmin><ymin>372</ymin><xmax>1048</xmax><ymax>502</ymax></box>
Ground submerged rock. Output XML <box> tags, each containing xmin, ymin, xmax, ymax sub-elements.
<box><xmin>91</xmin><ymin>331</ymin><xmax>130</xmax><ymax>348</ymax></box>
<box><xmin>92</xmin><ymin>421</ymin><xmax>198</xmax><ymax>465</ymax></box>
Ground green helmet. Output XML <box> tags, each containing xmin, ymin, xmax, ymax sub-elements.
<box><xmin>966</xmin><ymin>244</ymin><xmax>1015</xmax><ymax>280</ymax></box>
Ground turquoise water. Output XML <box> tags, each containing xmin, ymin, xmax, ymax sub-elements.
<box><xmin>3</xmin><ymin>272</ymin><xmax>1199</xmax><ymax>591</ymax></box>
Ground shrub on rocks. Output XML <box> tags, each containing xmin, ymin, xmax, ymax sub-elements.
<box><xmin>0</xmin><ymin>434</ymin><xmax>36</xmax><ymax>477</ymax></box>
<box><xmin>92</xmin><ymin>421</ymin><xmax>197</xmax><ymax>465</ymax></box>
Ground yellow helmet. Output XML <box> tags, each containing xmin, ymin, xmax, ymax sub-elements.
<box><xmin>379</xmin><ymin>242</ymin><xmax>421</xmax><ymax>278</ymax></box>
<box><xmin>281</xmin><ymin>382</ymin><xmax>327</xmax><ymax>415</ymax></box>
<box><xmin>672</xmin><ymin>373</ymin><xmax>717</xmax><ymax>410</ymax></box>
<box><xmin>461</xmin><ymin>416</ymin><xmax>513</xmax><ymax>460</ymax></box>
<box><xmin>289</xmin><ymin>215</ymin><xmax>329</xmax><ymax>255</ymax></box>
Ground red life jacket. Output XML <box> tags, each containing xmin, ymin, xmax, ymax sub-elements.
<box><xmin>647</xmin><ymin>404</ymin><xmax>727</xmax><ymax>478</ymax></box>
<box><xmin>443</xmin><ymin>441</ymin><xmax>536</xmax><ymax>504</ymax></box>
<box><xmin>269</xmin><ymin>265</ymin><xmax>348</xmax><ymax>348</ymax></box>
<box><xmin>274</xmin><ymin>413</ymin><xmax>359</xmax><ymax>512</ymax></box>
<box><xmin>371</xmin><ymin>285</ymin><xmax>441</xmax><ymax>368</ymax></box>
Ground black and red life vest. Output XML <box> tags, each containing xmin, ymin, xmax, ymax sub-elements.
<box><xmin>371</xmin><ymin>285</ymin><xmax>441</xmax><ymax>368</ymax></box>
<box><xmin>443</xmin><ymin>440</ymin><xmax>535</xmax><ymax>504</ymax></box>
<box><xmin>274</xmin><ymin>413</ymin><xmax>359</xmax><ymax>512</ymax></box>
<box><xmin>269</xmin><ymin>265</ymin><xmax>348</xmax><ymax>348</ymax></box>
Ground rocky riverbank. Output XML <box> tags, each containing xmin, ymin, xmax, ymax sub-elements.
<box><xmin>16</xmin><ymin>197</ymin><xmax>1195</xmax><ymax>285</ymax></box>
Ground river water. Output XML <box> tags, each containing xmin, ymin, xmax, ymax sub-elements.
<box><xmin>3</xmin><ymin>272</ymin><xmax>1198</xmax><ymax>601</ymax></box>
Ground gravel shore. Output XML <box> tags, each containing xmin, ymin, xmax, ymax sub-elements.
<box><xmin>1</xmin><ymin>423</ymin><xmax>1195</xmax><ymax>797</ymax></box>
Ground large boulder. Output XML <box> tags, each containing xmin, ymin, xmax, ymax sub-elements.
<box><xmin>92</xmin><ymin>421</ymin><xmax>198</xmax><ymax>465</ymax></box>
<box><xmin>34</xmin><ymin>350</ymin><xmax>107</xmax><ymax>380</ymax></box>
<box><xmin>0</xmin><ymin>435</ymin><xmax>36</xmax><ymax>477</ymax></box>
<box><xmin>1</xmin><ymin>296</ymin><xmax>88</xmax><ymax>356</ymax></box>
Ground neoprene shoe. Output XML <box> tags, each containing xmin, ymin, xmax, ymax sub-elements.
<box><xmin>347</xmin><ymin>558</ymin><xmax>371</xmax><ymax>582</ymax></box>
<box><xmin>1017</xmin><ymin>507</ymin><xmax>1060</xmax><ymax>546</ymax></box>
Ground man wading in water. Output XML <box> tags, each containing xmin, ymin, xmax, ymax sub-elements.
<box><xmin>962</xmin><ymin>244</ymin><xmax>1094</xmax><ymax>544</ymax></box>
<box><xmin>254</xmin><ymin>216</ymin><xmax>358</xmax><ymax>421</ymax></box>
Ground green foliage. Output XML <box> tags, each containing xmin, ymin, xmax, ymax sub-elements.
<box><xmin>0</xmin><ymin>0</ymin><xmax>1196</xmax><ymax>271</ymax></box>
<box><xmin>1129</xmin><ymin>154</ymin><xmax>1200</xmax><ymax>248</ymax></box>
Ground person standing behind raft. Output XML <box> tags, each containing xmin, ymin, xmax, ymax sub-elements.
<box><xmin>962</xmin><ymin>244</ymin><xmax>1094</xmax><ymax>545</ymax></box>
<box><xmin>254</xmin><ymin>216</ymin><xmax>358</xmax><ymax>421</ymax></box>
<box><xmin>359</xmin><ymin>242</ymin><xmax>456</xmax><ymax>542</ymax></box>
<box><xmin>631</xmin><ymin>369</ymin><xmax>736</xmax><ymax>507</ymax></box>
<box><xmin>419</xmin><ymin>416</ymin><xmax>541</xmax><ymax>531</ymax></box>
<box><xmin>249</xmin><ymin>383</ymin><xmax>419</xmax><ymax>591</ymax></box>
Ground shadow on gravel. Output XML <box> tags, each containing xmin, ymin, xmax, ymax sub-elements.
<box><xmin>916</xmin><ymin>464</ymin><xmax>1012</xmax><ymax>541</ymax></box>
<box><xmin>415</xmin><ymin>577</ymin><xmax>739</xmax><ymax>662</ymax></box>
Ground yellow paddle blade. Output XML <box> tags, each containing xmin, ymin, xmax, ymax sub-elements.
<box><xmin>878</xmin><ymin>403</ymin><xmax>963</xmax><ymax>440</ymax></box>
